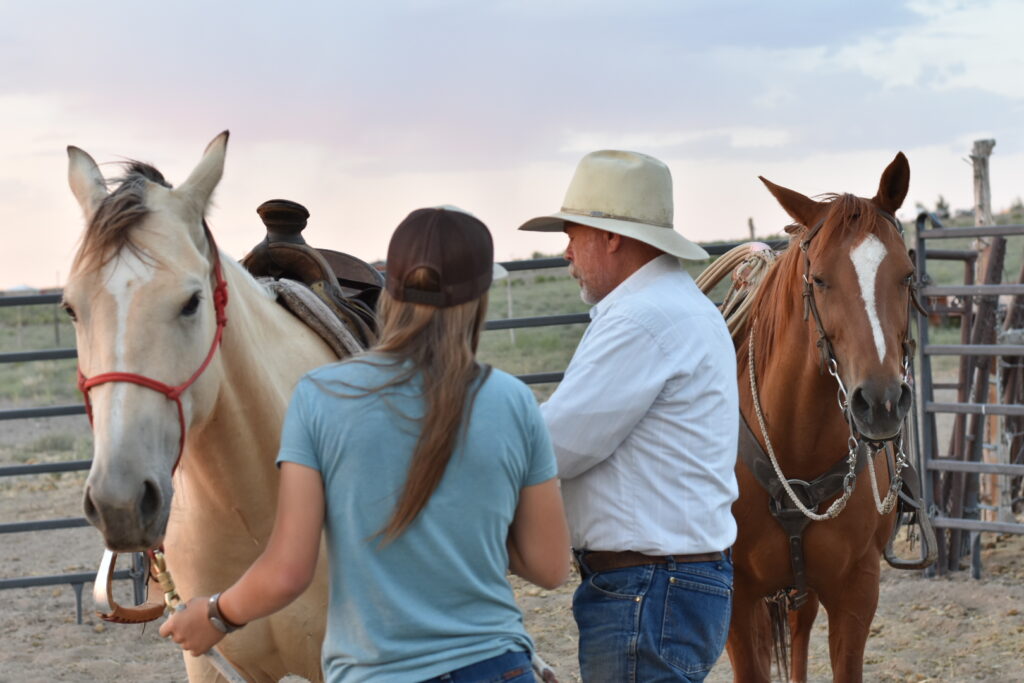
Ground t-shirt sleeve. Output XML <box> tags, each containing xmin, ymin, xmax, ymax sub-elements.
<box><xmin>276</xmin><ymin>379</ymin><xmax>322</xmax><ymax>472</ymax></box>
<box><xmin>523</xmin><ymin>389</ymin><xmax>558</xmax><ymax>487</ymax></box>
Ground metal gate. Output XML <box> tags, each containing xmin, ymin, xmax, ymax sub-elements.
<box><xmin>914</xmin><ymin>214</ymin><xmax>1024</xmax><ymax>577</ymax></box>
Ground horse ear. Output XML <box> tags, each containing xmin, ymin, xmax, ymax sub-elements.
<box><xmin>759</xmin><ymin>176</ymin><xmax>825</xmax><ymax>229</ymax></box>
<box><xmin>67</xmin><ymin>146</ymin><xmax>109</xmax><ymax>219</ymax></box>
<box><xmin>872</xmin><ymin>152</ymin><xmax>910</xmax><ymax>215</ymax></box>
<box><xmin>177</xmin><ymin>131</ymin><xmax>230</xmax><ymax>214</ymax></box>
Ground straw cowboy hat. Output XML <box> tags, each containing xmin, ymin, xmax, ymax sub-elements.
<box><xmin>518</xmin><ymin>149</ymin><xmax>708</xmax><ymax>261</ymax></box>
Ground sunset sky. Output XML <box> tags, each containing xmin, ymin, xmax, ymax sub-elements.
<box><xmin>1</xmin><ymin>0</ymin><xmax>1022</xmax><ymax>289</ymax></box>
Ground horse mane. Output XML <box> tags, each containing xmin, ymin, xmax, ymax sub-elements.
<box><xmin>73</xmin><ymin>162</ymin><xmax>172</xmax><ymax>272</ymax></box>
<box><xmin>748</xmin><ymin>193</ymin><xmax>894</xmax><ymax>367</ymax></box>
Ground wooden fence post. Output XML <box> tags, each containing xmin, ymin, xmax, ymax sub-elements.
<box><xmin>972</xmin><ymin>139</ymin><xmax>996</xmax><ymax>275</ymax></box>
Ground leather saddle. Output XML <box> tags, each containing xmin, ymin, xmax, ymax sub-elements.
<box><xmin>240</xmin><ymin>199</ymin><xmax>382</xmax><ymax>348</ymax></box>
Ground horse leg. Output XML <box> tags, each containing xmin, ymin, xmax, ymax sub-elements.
<box><xmin>818</xmin><ymin>560</ymin><xmax>881</xmax><ymax>683</ymax></box>
<box><xmin>787</xmin><ymin>590</ymin><xmax>820</xmax><ymax>683</ymax></box>
<box><xmin>726</xmin><ymin>587</ymin><xmax>773</xmax><ymax>682</ymax></box>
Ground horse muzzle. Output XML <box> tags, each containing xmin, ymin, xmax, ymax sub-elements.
<box><xmin>848</xmin><ymin>380</ymin><xmax>912</xmax><ymax>441</ymax></box>
<box><xmin>83</xmin><ymin>476</ymin><xmax>170</xmax><ymax>551</ymax></box>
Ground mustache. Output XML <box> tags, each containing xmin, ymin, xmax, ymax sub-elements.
<box><xmin>568</xmin><ymin>262</ymin><xmax>580</xmax><ymax>280</ymax></box>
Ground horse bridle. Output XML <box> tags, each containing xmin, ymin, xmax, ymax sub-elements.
<box><xmin>76</xmin><ymin>226</ymin><xmax>229</xmax><ymax>471</ymax></box>
<box><xmin>79</xmin><ymin>226</ymin><xmax>230</xmax><ymax>625</ymax></box>
<box><xmin>748</xmin><ymin>208</ymin><xmax>925</xmax><ymax>522</ymax></box>
<box><xmin>799</xmin><ymin>209</ymin><xmax>925</xmax><ymax>378</ymax></box>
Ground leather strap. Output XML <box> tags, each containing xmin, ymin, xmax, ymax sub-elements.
<box><xmin>93</xmin><ymin>550</ymin><xmax>166</xmax><ymax>624</ymax></box>
<box><xmin>737</xmin><ymin>413</ymin><xmax>870</xmax><ymax>609</ymax></box>
<box><xmin>578</xmin><ymin>550</ymin><xmax>723</xmax><ymax>574</ymax></box>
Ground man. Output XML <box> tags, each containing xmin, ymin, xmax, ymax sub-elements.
<box><xmin>519</xmin><ymin>150</ymin><xmax>739</xmax><ymax>682</ymax></box>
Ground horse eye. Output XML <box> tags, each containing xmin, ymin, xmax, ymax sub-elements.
<box><xmin>812</xmin><ymin>275</ymin><xmax>827</xmax><ymax>288</ymax></box>
<box><xmin>61</xmin><ymin>303</ymin><xmax>77</xmax><ymax>322</ymax></box>
<box><xmin>181</xmin><ymin>293</ymin><xmax>201</xmax><ymax>317</ymax></box>
<box><xmin>903</xmin><ymin>273</ymin><xmax>915</xmax><ymax>286</ymax></box>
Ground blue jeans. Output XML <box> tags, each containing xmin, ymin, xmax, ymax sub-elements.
<box><xmin>418</xmin><ymin>650</ymin><xmax>534</xmax><ymax>683</ymax></box>
<box><xmin>573</xmin><ymin>552</ymin><xmax>733</xmax><ymax>682</ymax></box>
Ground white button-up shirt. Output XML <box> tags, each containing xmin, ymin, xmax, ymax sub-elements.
<box><xmin>541</xmin><ymin>254</ymin><xmax>739</xmax><ymax>555</ymax></box>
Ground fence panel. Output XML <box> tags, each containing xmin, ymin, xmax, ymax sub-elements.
<box><xmin>914</xmin><ymin>212</ymin><xmax>1024</xmax><ymax>578</ymax></box>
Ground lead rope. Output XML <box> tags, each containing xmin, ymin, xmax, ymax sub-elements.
<box><xmin>151</xmin><ymin>550</ymin><xmax>247</xmax><ymax>683</ymax></box>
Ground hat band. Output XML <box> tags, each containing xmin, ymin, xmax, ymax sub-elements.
<box><xmin>559</xmin><ymin>207</ymin><xmax>672</xmax><ymax>229</ymax></box>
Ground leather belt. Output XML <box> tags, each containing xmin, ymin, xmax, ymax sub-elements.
<box><xmin>579</xmin><ymin>550</ymin><xmax>723</xmax><ymax>574</ymax></box>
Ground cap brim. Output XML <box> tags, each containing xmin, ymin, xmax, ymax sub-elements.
<box><xmin>518</xmin><ymin>212</ymin><xmax>709</xmax><ymax>261</ymax></box>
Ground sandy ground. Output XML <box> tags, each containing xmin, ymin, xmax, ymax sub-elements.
<box><xmin>1</xmin><ymin>438</ymin><xmax>1022</xmax><ymax>682</ymax></box>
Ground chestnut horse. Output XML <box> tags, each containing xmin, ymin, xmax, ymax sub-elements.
<box><xmin>727</xmin><ymin>153</ymin><xmax>916</xmax><ymax>682</ymax></box>
<box><xmin>63</xmin><ymin>133</ymin><xmax>339</xmax><ymax>681</ymax></box>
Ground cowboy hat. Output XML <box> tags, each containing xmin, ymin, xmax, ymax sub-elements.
<box><xmin>518</xmin><ymin>149</ymin><xmax>708</xmax><ymax>261</ymax></box>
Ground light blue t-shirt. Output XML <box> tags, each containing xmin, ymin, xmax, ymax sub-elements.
<box><xmin>277</xmin><ymin>353</ymin><xmax>557</xmax><ymax>682</ymax></box>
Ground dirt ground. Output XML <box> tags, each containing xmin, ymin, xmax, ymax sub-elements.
<box><xmin>1</xmin><ymin>442</ymin><xmax>1022</xmax><ymax>682</ymax></box>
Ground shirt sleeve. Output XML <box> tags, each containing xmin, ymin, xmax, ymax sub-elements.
<box><xmin>540</xmin><ymin>312</ymin><xmax>670</xmax><ymax>480</ymax></box>
<box><xmin>276</xmin><ymin>379</ymin><xmax>322</xmax><ymax>472</ymax></box>
<box><xmin>523</xmin><ymin>391</ymin><xmax>558</xmax><ymax>487</ymax></box>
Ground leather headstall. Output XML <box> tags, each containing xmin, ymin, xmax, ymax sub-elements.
<box><xmin>799</xmin><ymin>210</ymin><xmax>923</xmax><ymax>377</ymax></box>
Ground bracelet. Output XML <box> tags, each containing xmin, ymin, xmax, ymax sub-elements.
<box><xmin>207</xmin><ymin>592</ymin><xmax>245</xmax><ymax>634</ymax></box>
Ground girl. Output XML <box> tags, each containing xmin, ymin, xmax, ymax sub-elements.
<box><xmin>161</xmin><ymin>206</ymin><xmax>570</xmax><ymax>682</ymax></box>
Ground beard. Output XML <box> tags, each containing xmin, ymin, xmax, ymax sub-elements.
<box><xmin>569</xmin><ymin>262</ymin><xmax>599</xmax><ymax>305</ymax></box>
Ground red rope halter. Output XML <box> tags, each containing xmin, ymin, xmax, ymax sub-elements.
<box><xmin>77</xmin><ymin>230</ymin><xmax>229</xmax><ymax>470</ymax></box>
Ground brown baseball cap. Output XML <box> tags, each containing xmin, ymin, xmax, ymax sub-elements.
<box><xmin>385</xmin><ymin>206</ymin><xmax>495</xmax><ymax>307</ymax></box>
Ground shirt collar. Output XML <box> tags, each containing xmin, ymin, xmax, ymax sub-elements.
<box><xmin>589</xmin><ymin>253</ymin><xmax>683</xmax><ymax>320</ymax></box>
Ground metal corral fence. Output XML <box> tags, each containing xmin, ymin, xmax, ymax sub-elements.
<box><xmin>914</xmin><ymin>214</ymin><xmax>1024</xmax><ymax>577</ymax></box>
<box><xmin>0</xmin><ymin>257</ymin><xmax>595</xmax><ymax>622</ymax></box>
<box><xmin>22</xmin><ymin>237</ymin><xmax>997</xmax><ymax>625</ymax></box>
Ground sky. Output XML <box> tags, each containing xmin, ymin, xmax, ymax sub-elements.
<box><xmin>1</xmin><ymin>0</ymin><xmax>1022</xmax><ymax>290</ymax></box>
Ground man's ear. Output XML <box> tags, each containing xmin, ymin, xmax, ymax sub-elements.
<box><xmin>605</xmin><ymin>230</ymin><xmax>623</xmax><ymax>254</ymax></box>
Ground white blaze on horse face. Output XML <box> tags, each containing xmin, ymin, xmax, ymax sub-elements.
<box><xmin>100</xmin><ymin>251</ymin><xmax>157</xmax><ymax>441</ymax></box>
<box><xmin>850</xmin><ymin>234</ymin><xmax>888</xmax><ymax>364</ymax></box>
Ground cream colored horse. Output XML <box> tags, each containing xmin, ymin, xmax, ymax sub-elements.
<box><xmin>63</xmin><ymin>132</ymin><xmax>337</xmax><ymax>682</ymax></box>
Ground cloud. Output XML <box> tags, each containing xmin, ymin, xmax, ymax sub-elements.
<box><xmin>1</xmin><ymin>1</ymin><xmax>1022</xmax><ymax>289</ymax></box>
<box><xmin>834</xmin><ymin>0</ymin><xmax>1024</xmax><ymax>100</ymax></box>
<box><xmin>559</xmin><ymin>127</ymin><xmax>793</xmax><ymax>154</ymax></box>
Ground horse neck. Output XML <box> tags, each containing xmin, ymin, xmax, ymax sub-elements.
<box><xmin>184</xmin><ymin>258</ymin><xmax>335</xmax><ymax>505</ymax></box>
<box><xmin>739</xmin><ymin>254</ymin><xmax>852</xmax><ymax>476</ymax></box>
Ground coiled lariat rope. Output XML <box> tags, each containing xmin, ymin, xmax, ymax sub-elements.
<box><xmin>695</xmin><ymin>242</ymin><xmax>777</xmax><ymax>336</ymax></box>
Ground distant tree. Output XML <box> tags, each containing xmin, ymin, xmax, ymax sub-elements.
<box><xmin>1010</xmin><ymin>196</ymin><xmax>1024</xmax><ymax>219</ymax></box>
<box><xmin>935</xmin><ymin>195</ymin><xmax>950</xmax><ymax>219</ymax></box>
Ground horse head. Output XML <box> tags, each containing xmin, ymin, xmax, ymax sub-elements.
<box><xmin>759</xmin><ymin>153</ymin><xmax>915</xmax><ymax>441</ymax></box>
<box><xmin>63</xmin><ymin>132</ymin><xmax>230</xmax><ymax>551</ymax></box>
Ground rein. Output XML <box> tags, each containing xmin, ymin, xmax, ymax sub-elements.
<box><xmin>77</xmin><ymin>227</ymin><xmax>229</xmax><ymax>467</ymax></box>
<box><xmin>749</xmin><ymin>209</ymin><xmax>916</xmax><ymax>522</ymax></box>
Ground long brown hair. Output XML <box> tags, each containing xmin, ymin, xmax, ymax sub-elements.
<box><xmin>323</xmin><ymin>267</ymin><xmax>491</xmax><ymax>542</ymax></box>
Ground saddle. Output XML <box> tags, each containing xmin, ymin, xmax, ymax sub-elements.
<box><xmin>240</xmin><ymin>199</ymin><xmax>382</xmax><ymax>350</ymax></box>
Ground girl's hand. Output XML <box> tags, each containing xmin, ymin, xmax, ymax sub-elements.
<box><xmin>158</xmin><ymin>596</ymin><xmax>226</xmax><ymax>656</ymax></box>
